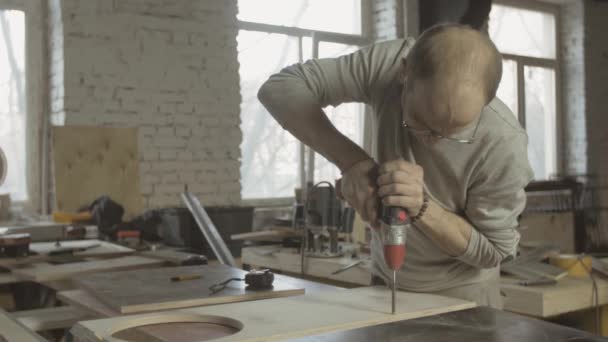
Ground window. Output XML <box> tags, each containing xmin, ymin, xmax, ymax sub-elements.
<box><xmin>0</xmin><ymin>9</ymin><xmax>26</xmax><ymax>201</ymax></box>
<box><xmin>489</xmin><ymin>2</ymin><xmax>559</xmax><ymax>180</ymax></box>
<box><xmin>237</xmin><ymin>0</ymin><xmax>370</xmax><ymax>200</ymax></box>
<box><xmin>0</xmin><ymin>1</ymin><xmax>44</xmax><ymax>212</ymax></box>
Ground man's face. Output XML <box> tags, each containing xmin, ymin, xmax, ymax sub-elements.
<box><xmin>400</xmin><ymin>77</ymin><xmax>485</xmax><ymax>145</ymax></box>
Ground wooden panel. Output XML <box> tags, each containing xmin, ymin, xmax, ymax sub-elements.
<box><xmin>519</xmin><ymin>212</ymin><xmax>575</xmax><ymax>253</ymax></box>
<box><xmin>501</xmin><ymin>275</ymin><xmax>608</xmax><ymax>317</ymax></box>
<box><xmin>0</xmin><ymin>309</ymin><xmax>45</xmax><ymax>342</ymax></box>
<box><xmin>52</xmin><ymin>126</ymin><xmax>142</xmax><ymax>219</ymax></box>
<box><xmin>12</xmin><ymin>306</ymin><xmax>90</xmax><ymax>332</ymax></box>
<box><xmin>242</xmin><ymin>246</ymin><xmax>371</xmax><ymax>286</ymax></box>
<box><xmin>0</xmin><ymin>240</ymin><xmax>134</xmax><ymax>269</ymax></box>
<box><xmin>29</xmin><ymin>239</ymin><xmax>133</xmax><ymax>257</ymax></box>
<box><xmin>58</xmin><ymin>290</ymin><xmax>118</xmax><ymax>317</ymax></box>
<box><xmin>76</xmin><ymin>264</ymin><xmax>305</xmax><ymax>314</ymax></box>
<box><xmin>12</xmin><ymin>256</ymin><xmax>165</xmax><ymax>282</ymax></box>
<box><xmin>71</xmin><ymin>286</ymin><xmax>476</xmax><ymax>342</ymax></box>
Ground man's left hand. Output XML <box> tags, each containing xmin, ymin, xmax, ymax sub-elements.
<box><xmin>377</xmin><ymin>159</ymin><xmax>425</xmax><ymax>216</ymax></box>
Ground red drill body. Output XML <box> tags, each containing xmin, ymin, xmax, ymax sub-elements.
<box><xmin>380</xmin><ymin>206</ymin><xmax>409</xmax><ymax>314</ymax></box>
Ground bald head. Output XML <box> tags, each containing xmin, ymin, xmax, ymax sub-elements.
<box><xmin>404</xmin><ymin>24</ymin><xmax>502</xmax><ymax>103</ymax></box>
<box><xmin>400</xmin><ymin>24</ymin><xmax>502</xmax><ymax>140</ymax></box>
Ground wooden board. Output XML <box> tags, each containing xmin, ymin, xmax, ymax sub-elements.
<box><xmin>242</xmin><ymin>246</ymin><xmax>371</xmax><ymax>286</ymax></box>
<box><xmin>12</xmin><ymin>256</ymin><xmax>165</xmax><ymax>282</ymax></box>
<box><xmin>231</xmin><ymin>228</ymin><xmax>301</xmax><ymax>242</ymax></box>
<box><xmin>0</xmin><ymin>222</ymin><xmax>68</xmax><ymax>242</ymax></box>
<box><xmin>59</xmin><ymin>290</ymin><xmax>119</xmax><ymax>317</ymax></box>
<box><xmin>139</xmin><ymin>249</ymin><xmax>206</xmax><ymax>265</ymax></box>
<box><xmin>71</xmin><ymin>286</ymin><xmax>476</xmax><ymax>342</ymax></box>
<box><xmin>0</xmin><ymin>240</ymin><xmax>134</xmax><ymax>269</ymax></box>
<box><xmin>12</xmin><ymin>306</ymin><xmax>90</xmax><ymax>332</ymax></box>
<box><xmin>519</xmin><ymin>212</ymin><xmax>575</xmax><ymax>253</ymax></box>
<box><xmin>29</xmin><ymin>239</ymin><xmax>133</xmax><ymax>257</ymax></box>
<box><xmin>501</xmin><ymin>275</ymin><xmax>608</xmax><ymax>317</ymax></box>
<box><xmin>0</xmin><ymin>309</ymin><xmax>45</xmax><ymax>342</ymax></box>
<box><xmin>76</xmin><ymin>264</ymin><xmax>306</xmax><ymax>314</ymax></box>
<box><xmin>52</xmin><ymin>126</ymin><xmax>143</xmax><ymax>219</ymax></box>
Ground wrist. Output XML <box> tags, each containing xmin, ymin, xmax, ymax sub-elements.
<box><xmin>411</xmin><ymin>194</ymin><xmax>429</xmax><ymax>223</ymax></box>
<box><xmin>338</xmin><ymin>151</ymin><xmax>373</xmax><ymax>174</ymax></box>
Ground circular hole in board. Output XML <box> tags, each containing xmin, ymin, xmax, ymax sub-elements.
<box><xmin>109</xmin><ymin>315</ymin><xmax>243</xmax><ymax>342</ymax></box>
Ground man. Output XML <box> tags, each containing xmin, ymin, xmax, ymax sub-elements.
<box><xmin>258</xmin><ymin>24</ymin><xmax>533</xmax><ymax>308</ymax></box>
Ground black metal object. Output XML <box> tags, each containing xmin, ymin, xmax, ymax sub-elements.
<box><xmin>208</xmin><ymin>269</ymin><xmax>274</xmax><ymax>294</ymax></box>
<box><xmin>244</xmin><ymin>269</ymin><xmax>274</xmax><ymax>290</ymax></box>
<box><xmin>0</xmin><ymin>233</ymin><xmax>30</xmax><ymax>257</ymax></box>
<box><xmin>291</xmin><ymin>306</ymin><xmax>607</xmax><ymax>342</ymax></box>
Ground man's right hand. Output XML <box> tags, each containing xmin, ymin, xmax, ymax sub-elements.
<box><xmin>339</xmin><ymin>159</ymin><xmax>380</xmax><ymax>228</ymax></box>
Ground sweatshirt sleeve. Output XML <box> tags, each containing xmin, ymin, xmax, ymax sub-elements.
<box><xmin>257</xmin><ymin>39</ymin><xmax>414</xmax><ymax>129</ymax></box>
<box><xmin>457</xmin><ymin>130</ymin><xmax>534</xmax><ymax>269</ymax></box>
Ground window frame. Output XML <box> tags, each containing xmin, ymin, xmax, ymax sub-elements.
<box><xmin>237</xmin><ymin>0</ymin><xmax>374</xmax><ymax>206</ymax></box>
<box><xmin>0</xmin><ymin>0</ymin><xmax>46</xmax><ymax>213</ymax></box>
<box><xmin>492</xmin><ymin>0</ymin><xmax>563</xmax><ymax>179</ymax></box>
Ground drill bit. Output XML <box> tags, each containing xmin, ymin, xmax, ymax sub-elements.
<box><xmin>392</xmin><ymin>270</ymin><xmax>396</xmax><ymax>314</ymax></box>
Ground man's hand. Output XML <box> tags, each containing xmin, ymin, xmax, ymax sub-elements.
<box><xmin>377</xmin><ymin>159</ymin><xmax>424</xmax><ymax>216</ymax></box>
<box><xmin>340</xmin><ymin>159</ymin><xmax>380</xmax><ymax>226</ymax></box>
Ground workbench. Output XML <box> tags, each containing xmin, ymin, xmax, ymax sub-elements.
<box><xmin>242</xmin><ymin>245</ymin><xmax>608</xmax><ymax>332</ymax></box>
<box><xmin>291</xmin><ymin>306</ymin><xmax>608</xmax><ymax>341</ymax></box>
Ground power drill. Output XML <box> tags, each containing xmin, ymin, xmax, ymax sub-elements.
<box><xmin>379</xmin><ymin>205</ymin><xmax>409</xmax><ymax>314</ymax></box>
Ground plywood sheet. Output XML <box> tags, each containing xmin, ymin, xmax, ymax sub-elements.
<box><xmin>0</xmin><ymin>240</ymin><xmax>135</xmax><ymax>269</ymax></box>
<box><xmin>76</xmin><ymin>264</ymin><xmax>305</xmax><ymax>314</ymax></box>
<box><xmin>52</xmin><ymin>126</ymin><xmax>142</xmax><ymax>219</ymax></box>
<box><xmin>0</xmin><ymin>309</ymin><xmax>45</xmax><ymax>342</ymax></box>
<box><xmin>501</xmin><ymin>275</ymin><xmax>608</xmax><ymax>317</ymax></box>
<box><xmin>12</xmin><ymin>306</ymin><xmax>90</xmax><ymax>332</ymax></box>
<box><xmin>12</xmin><ymin>256</ymin><xmax>165</xmax><ymax>282</ymax></box>
<box><xmin>31</xmin><ymin>239</ymin><xmax>133</xmax><ymax>257</ymax></box>
<box><xmin>71</xmin><ymin>286</ymin><xmax>475</xmax><ymax>342</ymax></box>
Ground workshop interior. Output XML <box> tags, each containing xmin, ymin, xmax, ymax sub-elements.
<box><xmin>1</xmin><ymin>0</ymin><xmax>608</xmax><ymax>341</ymax></box>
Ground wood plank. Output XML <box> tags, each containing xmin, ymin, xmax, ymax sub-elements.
<box><xmin>242</xmin><ymin>246</ymin><xmax>371</xmax><ymax>286</ymax></box>
<box><xmin>12</xmin><ymin>306</ymin><xmax>90</xmax><ymax>331</ymax></box>
<box><xmin>139</xmin><ymin>249</ymin><xmax>206</xmax><ymax>265</ymax></box>
<box><xmin>501</xmin><ymin>275</ymin><xmax>608</xmax><ymax>317</ymax></box>
<box><xmin>0</xmin><ymin>272</ymin><xmax>18</xmax><ymax>285</ymax></box>
<box><xmin>29</xmin><ymin>239</ymin><xmax>133</xmax><ymax>257</ymax></box>
<box><xmin>0</xmin><ymin>240</ymin><xmax>134</xmax><ymax>269</ymax></box>
<box><xmin>52</xmin><ymin>126</ymin><xmax>143</xmax><ymax>219</ymax></box>
<box><xmin>12</xmin><ymin>256</ymin><xmax>165</xmax><ymax>282</ymax></box>
<box><xmin>71</xmin><ymin>286</ymin><xmax>476</xmax><ymax>342</ymax></box>
<box><xmin>230</xmin><ymin>228</ymin><xmax>301</xmax><ymax>242</ymax></box>
<box><xmin>76</xmin><ymin>264</ymin><xmax>305</xmax><ymax>314</ymax></box>
<box><xmin>0</xmin><ymin>309</ymin><xmax>45</xmax><ymax>341</ymax></box>
<box><xmin>58</xmin><ymin>290</ymin><xmax>118</xmax><ymax>317</ymax></box>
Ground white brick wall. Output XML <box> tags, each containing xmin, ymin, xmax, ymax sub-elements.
<box><xmin>48</xmin><ymin>0</ymin><xmax>242</xmax><ymax>208</ymax></box>
<box><xmin>560</xmin><ymin>1</ymin><xmax>586</xmax><ymax>176</ymax></box>
<box><xmin>372</xmin><ymin>0</ymin><xmax>403</xmax><ymax>41</ymax></box>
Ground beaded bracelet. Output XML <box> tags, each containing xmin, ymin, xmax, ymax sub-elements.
<box><xmin>412</xmin><ymin>194</ymin><xmax>429</xmax><ymax>223</ymax></box>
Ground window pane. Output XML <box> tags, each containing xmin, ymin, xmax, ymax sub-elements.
<box><xmin>314</xmin><ymin>43</ymin><xmax>364</xmax><ymax>184</ymax></box>
<box><xmin>0</xmin><ymin>10</ymin><xmax>26</xmax><ymax>201</ymax></box>
<box><xmin>238</xmin><ymin>31</ymin><xmax>301</xmax><ymax>199</ymax></box>
<box><xmin>524</xmin><ymin>66</ymin><xmax>556</xmax><ymax>180</ymax></box>
<box><xmin>237</xmin><ymin>0</ymin><xmax>362</xmax><ymax>35</ymax></box>
<box><xmin>489</xmin><ymin>4</ymin><xmax>556</xmax><ymax>59</ymax></box>
<box><xmin>496</xmin><ymin>59</ymin><xmax>518</xmax><ymax>118</ymax></box>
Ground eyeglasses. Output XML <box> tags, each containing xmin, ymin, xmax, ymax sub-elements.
<box><xmin>401</xmin><ymin>112</ymin><xmax>483</xmax><ymax>144</ymax></box>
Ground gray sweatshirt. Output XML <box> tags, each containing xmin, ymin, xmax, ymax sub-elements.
<box><xmin>259</xmin><ymin>38</ymin><xmax>534</xmax><ymax>303</ymax></box>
